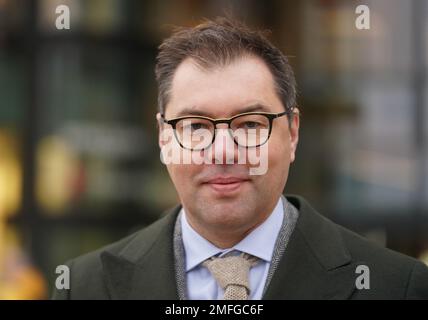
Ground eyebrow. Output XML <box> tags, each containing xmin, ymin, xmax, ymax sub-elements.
<box><xmin>173</xmin><ymin>103</ymin><xmax>273</xmax><ymax>118</ymax></box>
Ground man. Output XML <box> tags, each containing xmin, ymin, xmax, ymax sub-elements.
<box><xmin>53</xmin><ymin>17</ymin><xmax>428</xmax><ymax>300</ymax></box>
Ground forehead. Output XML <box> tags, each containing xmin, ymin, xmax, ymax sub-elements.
<box><xmin>166</xmin><ymin>55</ymin><xmax>283</xmax><ymax>118</ymax></box>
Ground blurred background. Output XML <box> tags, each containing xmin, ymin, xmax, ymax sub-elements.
<box><xmin>0</xmin><ymin>0</ymin><xmax>427</xmax><ymax>299</ymax></box>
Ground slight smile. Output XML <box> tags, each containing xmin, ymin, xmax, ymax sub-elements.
<box><xmin>203</xmin><ymin>176</ymin><xmax>251</xmax><ymax>195</ymax></box>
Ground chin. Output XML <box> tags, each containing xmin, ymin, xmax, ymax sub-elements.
<box><xmin>204</xmin><ymin>211</ymin><xmax>250</xmax><ymax>230</ymax></box>
<box><xmin>202</xmin><ymin>199</ymin><xmax>254</xmax><ymax>223</ymax></box>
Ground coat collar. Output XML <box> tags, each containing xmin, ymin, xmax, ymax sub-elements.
<box><xmin>101</xmin><ymin>207</ymin><xmax>181</xmax><ymax>299</ymax></box>
<box><xmin>101</xmin><ymin>195</ymin><xmax>359</xmax><ymax>299</ymax></box>
<box><xmin>263</xmin><ymin>195</ymin><xmax>358</xmax><ymax>299</ymax></box>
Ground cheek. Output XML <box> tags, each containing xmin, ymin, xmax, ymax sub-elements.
<box><xmin>268</xmin><ymin>134</ymin><xmax>291</xmax><ymax>165</ymax></box>
<box><xmin>272</xmin><ymin>122</ymin><xmax>293</xmax><ymax>159</ymax></box>
<box><xmin>166</xmin><ymin>163</ymin><xmax>200</xmax><ymax>191</ymax></box>
<box><xmin>263</xmin><ymin>134</ymin><xmax>291</xmax><ymax>183</ymax></box>
<box><xmin>268</xmin><ymin>148</ymin><xmax>287</xmax><ymax>177</ymax></box>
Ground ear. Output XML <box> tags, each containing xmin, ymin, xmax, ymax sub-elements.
<box><xmin>156</xmin><ymin>113</ymin><xmax>165</xmax><ymax>149</ymax></box>
<box><xmin>289</xmin><ymin>108</ymin><xmax>300</xmax><ymax>163</ymax></box>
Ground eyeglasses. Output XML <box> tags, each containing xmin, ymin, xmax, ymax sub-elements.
<box><xmin>160</xmin><ymin>111</ymin><xmax>290</xmax><ymax>151</ymax></box>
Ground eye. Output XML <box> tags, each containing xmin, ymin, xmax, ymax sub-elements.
<box><xmin>243</xmin><ymin>121</ymin><xmax>260</xmax><ymax>129</ymax></box>
<box><xmin>190</xmin><ymin>123</ymin><xmax>207</xmax><ymax>130</ymax></box>
<box><xmin>181</xmin><ymin>121</ymin><xmax>210</xmax><ymax>132</ymax></box>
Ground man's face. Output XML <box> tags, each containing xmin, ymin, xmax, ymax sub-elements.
<box><xmin>157</xmin><ymin>55</ymin><xmax>299</xmax><ymax>242</ymax></box>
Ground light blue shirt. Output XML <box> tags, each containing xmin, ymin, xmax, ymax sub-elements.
<box><xmin>180</xmin><ymin>197</ymin><xmax>284</xmax><ymax>300</ymax></box>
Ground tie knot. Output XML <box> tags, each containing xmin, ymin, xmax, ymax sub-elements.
<box><xmin>202</xmin><ymin>252</ymin><xmax>260</xmax><ymax>298</ymax></box>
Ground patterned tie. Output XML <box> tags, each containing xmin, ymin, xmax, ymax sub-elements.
<box><xmin>202</xmin><ymin>252</ymin><xmax>260</xmax><ymax>300</ymax></box>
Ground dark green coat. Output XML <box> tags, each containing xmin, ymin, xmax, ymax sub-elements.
<box><xmin>52</xmin><ymin>195</ymin><xmax>428</xmax><ymax>299</ymax></box>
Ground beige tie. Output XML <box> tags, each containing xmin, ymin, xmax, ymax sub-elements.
<box><xmin>203</xmin><ymin>252</ymin><xmax>260</xmax><ymax>300</ymax></box>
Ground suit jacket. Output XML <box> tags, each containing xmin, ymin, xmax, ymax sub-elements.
<box><xmin>52</xmin><ymin>195</ymin><xmax>428</xmax><ymax>299</ymax></box>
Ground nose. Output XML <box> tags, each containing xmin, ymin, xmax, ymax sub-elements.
<box><xmin>210</xmin><ymin>124</ymin><xmax>238</xmax><ymax>164</ymax></box>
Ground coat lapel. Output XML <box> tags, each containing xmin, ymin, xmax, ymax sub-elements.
<box><xmin>101</xmin><ymin>206</ymin><xmax>182</xmax><ymax>299</ymax></box>
<box><xmin>263</xmin><ymin>195</ymin><xmax>359</xmax><ymax>300</ymax></box>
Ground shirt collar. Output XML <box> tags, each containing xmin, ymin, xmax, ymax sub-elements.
<box><xmin>180</xmin><ymin>197</ymin><xmax>284</xmax><ymax>272</ymax></box>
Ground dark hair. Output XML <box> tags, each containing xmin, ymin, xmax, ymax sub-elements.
<box><xmin>155</xmin><ymin>16</ymin><xmax>297</xmax><ymax>117</ymax></box>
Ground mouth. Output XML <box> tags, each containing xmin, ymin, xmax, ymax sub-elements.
<box><xmin>202</xmin><ymin>176</ymin><xmax>251</xmax><ymax>195</ymax></box>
